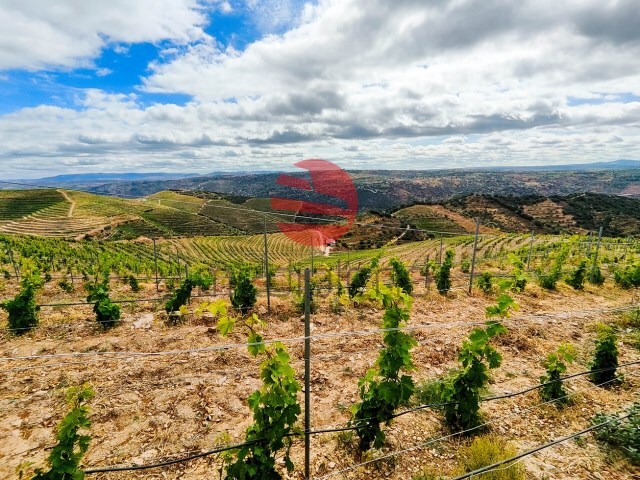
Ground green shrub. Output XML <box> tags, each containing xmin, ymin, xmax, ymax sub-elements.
<box><xmin>458</xmin><ymin>435</ymin><xmax>526</xmax><ymax>480</ymax></box>
<box><xmin>618</xmin><ymin>308</ymin><xmax>640</xmax><ymax>329</ymax></box>
<box><xmin>164</xmin><ymin>270</ymin><xmax>218</xmax><ymax>314</ymax></box>
<box><xmin>31</xmin><ymin>384</ymin><xmax>94</xmax><ymax>480</ymax></box>
<box><xmin>477</xmin><ymin>272</ymin><xmax>493</xmax><ymax>294</ymax></box>
<box><xmin>539</xmin><ymin>343</ymin><xmax>575</xmax><ymax>404</ymax></box>
<box><xmin>224</xmin><ymin>342</ymin><xmax>300</xmax><ymax>478</ymax></box>
<box><xmin>165</xmin><ymin>277</ymin><xmax>195</xmax><ymax>313</ymax></box>
<box><xmin>508</xmin><ymin>254</ymin><xmax>527</xmax><ymax>292</ymax></box>
<box><xmin>190</xmin><ymin>264</ymin><xmax>214</xmax><ymax>290</ymax></box>
<box><xmin>589</xmin><ymin>264</ymin><xmax>605</xmax><ymax>285</ymax></box>
<box><xmin>589</xmin><ymin>324</ymin><xmax>619</xmax><ymax>386</ymax></box>
<box><xmin>565</xmin><ymin>261</ymin><xmax>587</xmax><ymax>290</ymax></box>
<box><xmin>591</xmin><ymin>401</ymin><xmax>640</xmax><ymax>465</ymax></box>
<box><xmin>86</xmin><ymin>276</ymin><xmax>121</xmax><ymax>329</ymax></box>
<box><xmin>413</xmin><ymin>378</ymin><xmax>446</xmax><ymax>406</ymax></box>
<box><xmin>461</xmin><ymin>258</ymin><xmax>471</xmax><ymax>274</ymax></box>
<box><xmin>208</xmin><ymin>307</ymin><xmax>301</xmax><ymax>479</ymax></box>
<box><xmin>614</xmin><ymin>264</ymin><xmax>640</xmax><ymax>289</ymax></box>
<box><xmin>390</xmin><ymin>257</ymin><xmax>413</xmax><ymax>294</ymax></box>
<box><xmin>536</xmin><ymin>249</ymin><xmax>568</xmax><ymax>290</ymax></box>
<box><xmin>127</xmin><ymin>275</ymin><xmax>140</xmax><ymax>293</ymax></box>
<box><xmin>0</xmin><ymin>262</ymin><xmax>43</xmax><ymax>334</ymax></box>
<box><xmin>58</xmin><ymin>277</ymin><xmax>74</xmax><ymax>293</ymax></box>
<box><xmin>435</xmin><ymin>250</ymin><xmax>454</xmax><ymax>295</ymax></box>
<box><xmin>348</xmin><ymin>257</ymin><xmax>379</xmax><ymax>298</ymax></box>
<box><xmin>230</xmin><ymin>267</ymin><xmax>257</xmax><ymax>315</ymax></box>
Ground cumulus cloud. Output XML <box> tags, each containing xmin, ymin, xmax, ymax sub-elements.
<box><xmin>1</xmin><ymin>0</ymin><xmax>640</xmax><ymax>176</ymax></box>
<box><xmin>0</xmin><ymin>0</ymin><xmax>217</xmax><ymax>70</ymax></box>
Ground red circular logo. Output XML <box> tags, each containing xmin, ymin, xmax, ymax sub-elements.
<box><xmin>270</xmin><ymin>159</ymin><xmax>358</xmax><ymax>247</ymax></box>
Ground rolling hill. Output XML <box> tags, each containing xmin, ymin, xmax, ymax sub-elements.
<box><xmin>1</xmin><ymin>188</ymin><xmax>639</xmax><ymax>242</ymax></box>
<box><xmin>83</xmin><ymin>167</ymin><xmax>640</xmax><ymax>211</ymax></box>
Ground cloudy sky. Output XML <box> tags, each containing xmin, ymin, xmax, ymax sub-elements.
<box><xmin>0</xmin><ymin>0</ymin><xmax>639</xmax><ymax>178</ymax></box>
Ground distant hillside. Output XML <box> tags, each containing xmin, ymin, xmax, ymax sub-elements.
<box><xmin>1</xmin><ymin>188</ymin><xmax>637</xmax><ymax>242</ymax></box>
<box><xmin>84</xmin><ymin>168</ymin><xmax>640</xmax><ymax>211</ymax></box>
<box><xmin>396</xmin><ymin>193</ymin><xmax>640</xmax><ymax>237</ymax></box>
<box><xmin>0</xmin><ymin>189</ymin><xmax>286</xmax><ymax>240</ymax></box>
<box><xmin>2</xmin><ymin>172</ymin><xmax>201</xmax><ymax>189</ymax></box>
<box><xmin>468</xmin><ymin>159</ymin><xmax>640</xmax><ymax>171</ymax></box>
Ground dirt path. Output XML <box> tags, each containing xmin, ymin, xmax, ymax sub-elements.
<box><xmin>57</xmin><ymin>189</ymin><xmax>75</xmax><ymax>217</ymax></box>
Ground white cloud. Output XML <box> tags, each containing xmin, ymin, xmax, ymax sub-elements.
<box><xmin>0</xmin><ymin>0</ymin><xmax>215</xmax><ymax>70</ymax></box>
<box><xmin>1</xmin><ymin>0</ymin><xmax>640</xmax><ymax>176</ymax></box>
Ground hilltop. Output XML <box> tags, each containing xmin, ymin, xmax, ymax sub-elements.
<box><xmin>1</xmin><ymin>188</ymin><xmax>639</xmax><ymax>242</ymax></box>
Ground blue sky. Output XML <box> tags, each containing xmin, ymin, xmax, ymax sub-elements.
<box><xmin>0</xmin><ymin>5</ymin><xmax>265</xmax><ymax>114</ymax></box>
<box><xmin>0</xmin><ymin>0</ymin><xmax>639</xmax><ymax>177</ymax></box>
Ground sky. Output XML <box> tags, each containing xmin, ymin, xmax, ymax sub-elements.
<box><xmin>0</xmin><ymin>0</ymin><xmax>639</xmax><ymax>178</ymax></box>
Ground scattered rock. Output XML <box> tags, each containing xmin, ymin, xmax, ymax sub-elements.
<box><xmin>132</xmin><ymin>313</ymin><xmax>154</xmax><ymax>330</ymax></box>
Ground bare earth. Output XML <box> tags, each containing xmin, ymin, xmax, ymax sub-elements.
<box><xmin>1</xmin><ymin>277</ymin><xmax>639</xmax><ymax>479</ymax></box>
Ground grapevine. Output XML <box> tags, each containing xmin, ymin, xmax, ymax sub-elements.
<box><xmin>230</xmin><ymin>266</ymin><xmax>257</xmax><ymax>315</ymax></box>
<box><xmin>350</xmin><ymin>284</ymin><xmax>416</xmax><ymax>450</ymax></box>
<box><xmin>589</xmin><ymin>324</ymin><xmax>619</xmax><ymax>386</ymax></box>
<box><xmin>508</xmin><ymin>254</ymin><xmax>527</xmax><ymax>292</ymax></box>
<box><xmin>0</xmin><ymin>259</ymin><xmax>43</xmax><ymax>334</ymax></box>
<box><xmin>536</xmin><ymin>248</ymin><xmax>568</xmax><ymax>290</ymax></box>
<box><xmin>434</xmin><ymin>249</ymin><xmax>454</xmax><ymax>295</ymax></box>
<box><xmin>565</xmin><ymin>261</ymin><xmax>587</xmax><ymax>290</ymax></box>
<box><xmin>200</xmin><ymin>300</ymin><xmax>301</xmax><ymax>479</ymax></box>
<box><xmin>348</xmin><ymin>256</ymin><xmax>379</xmax><ymax>298</ymax></box>
<box><xmin>85</xmin><ymin>275</ymin><xmax>121</xmax><ymax>329</ymax></box>
<box><xmin>440</xmin><ymin>294</ymin><xmax>515</xmax><ymax>431</ymax></box>
<box><xmin>390</xmin><ymin>257</ymin><xmax>413</xmax><ymax>294</ymax></box>
<box><xmin>31</xmin><ymin>384</ymin><xmax>94</xmax><ymax>480</ymax></box>
<box><xmin>477</xmin><ymin>271</ymin><xmax>493</xmax><ymax>294</ymax></box>
<box><xmin>589</xmin><ymin>264</ymin><xmax>605</xmax><ymax>285</ymax></box>
<box><xmin>126</xmin><ymin>275</ymin><xmax>140</xmax><ymax>293</ymax></box>
<box><xmin>614</xmin><ymin>263</ymin><xmax>640</xmax><ymax>289</ymax></box>
<box><xmin>539</xmin><ymin>343</ymin><xmax>575</xmax><ymax>404</ymax></box>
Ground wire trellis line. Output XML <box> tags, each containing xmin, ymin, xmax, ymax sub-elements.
<box><xmin>1</xmin><ymin>302</ymin><xmax>637</xmax><ymax>364</ymax></box>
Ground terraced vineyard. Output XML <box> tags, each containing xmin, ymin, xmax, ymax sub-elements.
<box><xmin>0</xmin><ymin>190</ymin><xmax>66</xmax><ymax>221</ymax></box>
<box><xmin>164</xmin><ymin>233</ymin><xmax>310</xmax><ymax>267</ymax></box>
<box><xmin>0</xmin><ymin>190</ymin><xmax>125</xmax><ymax>238</ymax></box>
